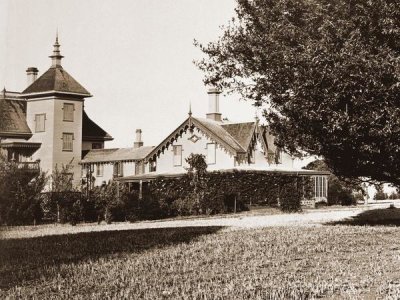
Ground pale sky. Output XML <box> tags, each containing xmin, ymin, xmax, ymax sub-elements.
<box><xmin>0</xmin><ymin>0</ymin><xmax>257</xmax><ymax>148</ymax></box>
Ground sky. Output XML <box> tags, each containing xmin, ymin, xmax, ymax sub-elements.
<box><xmin>0</xmin><ymin>0</ymin><xmax>257</xmax><ymax>148</ymax></box>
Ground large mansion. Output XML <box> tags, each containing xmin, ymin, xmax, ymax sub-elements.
<box><xmin>0</xmin><ymin>37</ymin><xmax>329</xmax><ymax>203</ymax></box>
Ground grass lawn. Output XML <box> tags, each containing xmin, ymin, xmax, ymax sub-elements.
<box><xmin>329</xmin><ymin>207</ymin><xmax>400</xmax><ymax>226</ymax></box>
<box><xmin>1</xmin><ymin>213</ymin><xmax>400</xmax><ymax>299</ymax></box>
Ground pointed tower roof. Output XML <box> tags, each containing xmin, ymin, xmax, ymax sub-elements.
<box><xmin>22</xmin><ymin>35</ymin><xmax>91</xmax><ymax>98</ymax></box>
<box><xmin>49</xmin><ymin>31</ymin><xmax>64</xmax><ymax>67</ymax></box>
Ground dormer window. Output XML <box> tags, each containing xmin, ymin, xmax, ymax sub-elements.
<box><xmin>63</xmin><ymin>103</ymin><xmax>74</xmax><ymax>121</ymax></box>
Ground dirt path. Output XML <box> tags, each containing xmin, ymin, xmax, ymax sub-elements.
<box><xmin>3</xmin><ymin>203</ymin><xmax>390</xmax><ymax>240</ymax></box>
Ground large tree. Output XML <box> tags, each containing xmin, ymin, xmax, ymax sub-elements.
<box><xmin>196</xmin><ymin>0</ymin><xmax>400</xmax><ymax>186</ymax></box>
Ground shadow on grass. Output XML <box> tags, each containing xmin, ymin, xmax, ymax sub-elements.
<box><xmin>0</xmin><ymin>226</ymin><xmax>224</xmax><ymax>289</ymax></box>
<box><xmin>327</xmin><ymin>207</ymin><xmax>400</xmax><ymax>226</ymax></box>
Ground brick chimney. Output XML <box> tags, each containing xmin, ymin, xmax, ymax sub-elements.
<box><xmin>134</xmin><ymin>129</ymin><xmax>143</xmax><ymax>148</ymax></box>
<box><xmin>26</xmin><ymin>67</ymin><xmax>39</xmax><ymax>86</ymax></box>
<box><xmin>206</xmin><ymin>87</ymin><xmax>222</xmax><ymax>122</ymax></box>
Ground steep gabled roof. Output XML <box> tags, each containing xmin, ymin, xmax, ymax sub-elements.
<box><xmin>260</xmin><ymin>126</ymin><xmax>278</xmax><ymax>154</ymax></box>
<box><xmin>221</xmin><ymin>122</ymin><xmax>257</xmax><ymax>151</ymax></box>
<box><xmin>145</xmin><ymin>116</ymin><xmax>259</xmax><ymax>161</ymax></box>
<box><xmin>192</xmin><ymin>117</ymin><xmax>245</xmax><ymax>153</ymax></box>
<box><xmin>81</xmin><ymin>146</ymin><xmax>154</xmax><ymax>164</ymax></box>
<box><xmin>0</xmin><ymin>91</ymin><xmax>32</xmax><ymax>139</ymax></box>
<box><xmin>22</xmin><ymin>66</ymin><xmax>91</xmax><ymax>97</ymax></box>
<box><xmin>82</xmin><ymin>111</ymin><xmax>113</xmax><ymax>141</ymax></box>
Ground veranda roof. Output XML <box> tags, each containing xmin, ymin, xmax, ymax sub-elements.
<box><xmin>117</xmin><ymin>167</ymin><xmax>330</xmax><ymax>183</ymax></box>
<box><xmin>81</xmin><ymin>146</ymin><xmax>154</xmax><ymax>164</ymax></box>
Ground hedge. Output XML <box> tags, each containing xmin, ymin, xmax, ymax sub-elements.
<box><xmin>132</xmin><ymin>170</ymin><xmax>310</xmax><ymax>220</ymax></box>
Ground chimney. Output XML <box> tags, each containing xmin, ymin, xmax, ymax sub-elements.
<box><xmin>26</xmin><ymin>67</ymin><xmax>39</xmax><ymax>86</ymax></box>
<box><xmin>206</xmin><ymin>87</ymin><xmax>222</xmax><ymax>122</ymax></box>
<box><xmin>134</xmin><ymin>129</ymin><xmax>143</xmax><ymax>148</ymax></box>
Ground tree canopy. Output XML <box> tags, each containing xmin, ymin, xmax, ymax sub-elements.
<box><xmin>196</xmin><ymin>0</ymin><xmax>400</xmax><ymax>186</ymax></box>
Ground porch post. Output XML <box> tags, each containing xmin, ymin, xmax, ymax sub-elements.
<box><xmin>139</xmin><ymin>180</ymin><xmax>143</xmax><ymax>200</ymax></box>
<box><xmin>314</xmin><ymin>176</ymin><xmax>317</xmax><ymax>201</ymax></box>
<box><xmin>325</xmin><ymin>176</ymin><xmax>328</xmax><ymax>201</ymax></box>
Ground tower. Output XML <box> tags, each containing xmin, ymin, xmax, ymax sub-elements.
<box><xmin>22</xmin><ymin>35</ymin><xmax>92</xmax><ymax>186</ymax></box>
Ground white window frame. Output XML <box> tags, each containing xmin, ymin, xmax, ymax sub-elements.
<box><xmin>35</xmin><ymin>113</ymin><xmax>46</xmax><ymax>132</ymax></box>
<box><xmin>207</xmin><ymin>143</ymin><xmax>216</xmax><ymax>165</ymax></box>
<box><xmin>173</xmin><ymin>145</ymin><xmax>182</xmax><ymax>166</ymax></box>
<box><xmin>63</xmin><ymin>103</ymin><xmax>74</xmax><ymax>122</ymax></box>
<box><xmin>62</xmin><ymin>133</ymin><xmax>74</xmax><ymax>151</ymax></box>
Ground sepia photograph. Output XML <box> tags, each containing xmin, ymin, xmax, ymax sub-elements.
<box><xmin>0</xmin><ymin>0</ymin><xmax>399</xmax><ymax>298</ymax></box>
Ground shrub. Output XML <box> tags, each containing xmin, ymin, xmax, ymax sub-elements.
<box><xmin>0</xmin><ymin>155</ymin><xmax>48</xmax><ymax>225</ymax></box>
<box><xmin>374</xmin><ymin>185</ymin><xmax>387</xmax><ymax>200</ymax></box>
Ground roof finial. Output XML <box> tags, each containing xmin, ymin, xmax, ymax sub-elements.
<box><xmin>49</xmin><ymin>30</ymin><xmax>64</xmax><ymax>67</ymax></box>
<box><xmin>188</xmin><ymin>102</ymin><xmax>192</xmax><ymax>117</ymax></box>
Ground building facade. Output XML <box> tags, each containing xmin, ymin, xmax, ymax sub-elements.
<box><xmin>1</xmin><ymin>36</ymin><xmax>329</xmax><ymax>204</ymax></box>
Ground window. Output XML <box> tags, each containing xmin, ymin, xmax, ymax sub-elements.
<box><xmin>275</xmin><ymin>149</ymin><xmax>282</xmax><ymax>164</ymax></box>
<box><xmin>62</xmin><ymin>133</ymin><xmax>74</xmax><ymax>151</ymax></box>
<box><xmin>173</xmin><ymin>145</ymin><xmax>182</xmax><ymax>166</ymax></box>
<box><xmin>249</xmin><ymin>149</ymin><xmax>256</xmax><ymax>164</ymax></box>
<box><xmin>314</xmin><ymin>176</ymin><xmax>328</xmax><ymax>200</ymax></box>
<box><xmin>63</xmin><ymin>103</ymin><xmax>74</xmax><ymax>121</ymax></box>
<box><xmin>113</xmin><ymin>162</ymin><xmax>123</xmax><ymax>177</ymax></box>
<box><xmin>207</xmin><ymin>143</ymin><xmax>216</xmax><ymax>164</ymax></box>
<box><xmin>35</xmin><ymin>114</ymin><xmax>46</xmax><ymax>132</ymax></box>
<box><xmin>96</xmin><ymin>163</ymin><xmax>103</xmax><ymax>177</ymax></box>
<box><xmin>92</xmin><ymin>143</ymin><xmax>103</xmax><ymax>149</ymax></box>
<box><xmin>135</xmin><ymin>162</ymin><xmax>146</xmax><ymax>175</ymax></box>
<box><xmin>149</xmin><ymin>160</ymin><xmax>157</xmax><ymax>172</ymax></box>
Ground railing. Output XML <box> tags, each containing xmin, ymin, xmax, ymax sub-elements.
<box><xmin>15</xmin><ymin>161</ymin><xmax>40</xmax><ymax>172</ymax></box>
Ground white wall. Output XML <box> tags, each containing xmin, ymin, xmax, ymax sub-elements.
<box><xmin>90</xmin><ymin>161</ymin><xmax>137</xmax><ymax>187</ymax></box>
<box><xmin>148</xmin><ymin>128</ymin><xmax>236</xmax><ymax>174</ymax></box>
<box><xmin>26</xmin><ymin>97</ymin><xmax>55</xmax><ymax>174</ymax></box>
<box><xmin>82</xmin><ymin>141</ymin><xmax>105</xmax><ymax>151</ymax></box>
<box><xmin>26</xmin><ymin>96</ymin><xmax>84</xmax><ymax>186</ymax></box>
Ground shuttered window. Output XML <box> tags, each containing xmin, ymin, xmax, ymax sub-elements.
<box><xmin>35</xmin><ymin>114</ymin><xmax>46</xmax><ymax>132</ymax></box>
<box><xmin>62</xmin><ymin>133</ymin><xmax>74</xmax><ymax>151</ymax></box>
<box><xmin>173</xmin><ymin>145</ymin><xmax>182</xmax><ymax>166</ymax></box>
<box><xmin>113</xmin><ymin>162</ymin><xmax>123</xmax><ymax>177</ymax></box>
<box><xmin>63</xmin><ymin>103</ymin><xmax>74</xmax><ymax>121</ymax></box>
<box><xmin>96</xmin><ymin>164</ymin><xmax>104</xmax><ymax>177</ymax></box>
